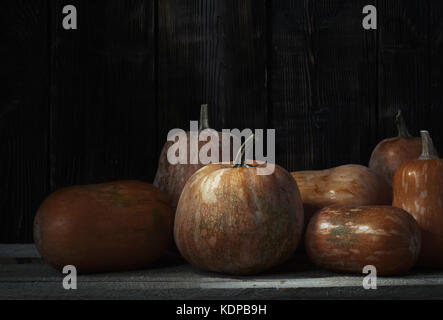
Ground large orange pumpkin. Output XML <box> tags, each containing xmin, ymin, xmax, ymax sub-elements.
<box><xmin>154</xmin><ymin>104</ymin><xmax>225</xmax><ymax>213</ymax></box>
<box><xmin>306</xmin><ymin>205</ymin><xmax>421</xmax><ymax>276</ymax></box>
<box><xmin>34</xmin><ymin>180</ymin><xmax>173</xmax><ymax>273</ymax></box>
<box><xmin>369</xmin><ymin>110</ymin><xmax>423</xmax><ymax>185</ymax></box>
<box><xmin>393</xmin><ymin>130</ymin><xmax>443</xmax><ymax>267</ymax></box>
<box><xmin>174</xmin><ymin>139</ymin><xmax>304</xmax><ymax>275</ymax></box>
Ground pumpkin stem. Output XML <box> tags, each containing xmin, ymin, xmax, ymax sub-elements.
<box><xmin>395</xmin><ymin>110</ymin><xmax>412</xmax><ymax>138</ymax></box>
<box><xmin>199</xmin><ymin>104</ymin><xmax>210</xmax><ymax>131</ymax></box>
<box><xmin>419</xmin><ymin>130</ymin><xmax>439</xmax><ymax>160</ymax></box>
<box><xmin>233</xmin><ymin>134</ymin><xmax>255</xmax><ymax>168</ymax></box>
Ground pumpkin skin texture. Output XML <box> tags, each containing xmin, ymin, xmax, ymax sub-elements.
<box><xmin>174</xmin><ymin>162</ymin><xmax>304</xmax><ymax>275</ymax></box>
<box><xmin>369</xmin><ymin>111</ymin><xmax>423</xmax><ymax>185</ymax></box>
<box><xmin>305</xmin><ymin>205</ymin><xmax>421</xmax><ymax>276</ymax></box>
<box><xmin>393</xmin><ymin>131</ymin><xmax>443</xmax><ymax>267</ymax></box>
<box><xmin>33</xmin><ymin>181</ymin><xmax>173</xmax><ymax>274</ymax></box>
<box><xmin>291</xmin><ymin>165</ymin><xmax>392</xmax><ymax>227</ymax></box>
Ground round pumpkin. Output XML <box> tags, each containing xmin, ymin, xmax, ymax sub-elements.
<box><xmin>305</xmin><ymin>205</ymin><xmax>421</xmax><ymax>276</ymax></box>
<box><xmin>174</xmin><ymin>147</ymin><xmax>304</xmax><ymax>275</ymax></box>
<box><xmin>33</xmin><ymin>180</ymin><xmax>173</xmax><ymax>273</ymax></box>
<box><xmin>154</xmin><ymin>104</ymin><xmax>225</xmax><ymax>212</ymax></box>
<box><xmin>291</xmin><ymin>164</ymin><xmax>392</xmax><ymax>228</ymax></box>
<box><xmin>393</xmin><ymin>130</ymin><xmax>443</xmax><ymax>267</ymax></box>
<box><xmin>369</xmin><ymin>110</ymin><xmax>423</xmax><ymax>185</ymax></box>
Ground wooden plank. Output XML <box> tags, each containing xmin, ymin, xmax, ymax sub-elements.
<box><xmin>50</xmin><ymin>0</ymin><xmax>157</xmax><ymax>191</ymax></box>
<box><xmin>157</xmin><ymin>0</ymin><xmax>268</xmax><ymax>152</ymax></box>
<box><xmin>272</xmin><ymin>0</ymin><xmax>378</xmax><ymax>172</ymax></box>
<box><xmin>428</xmin><ymin>1</ymin><xmax>443</xmax><ymax>153</ymax></box>
<box><xmin>377</xmin><ymin>1</ymin><xmax>431</xmax><ymax>143</ymax></box>
<box><xmin>0</xmin><ymin>1</ymin><xmax>49</xmax><ymax>243</ymax></box>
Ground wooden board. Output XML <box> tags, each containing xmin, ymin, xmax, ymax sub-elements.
<box><xmin>0</xmin><ymin>1</ymin><xmax>49</xmax><ymax>243</ymax></box>
<box><xmin>1</xmin><ymin>245</ymin><xmax>443</xmax><ymax>299</ymax></box>
<box><xmin>50</xmin><ymin>0</ymin><xmax>157</xmax><ymax>190</ymax></box>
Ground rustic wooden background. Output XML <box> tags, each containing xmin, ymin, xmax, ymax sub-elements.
<box><xmin>1</xmin><ymin>0</ymin><xmax>442</xmax><ymax>243</ymax></box>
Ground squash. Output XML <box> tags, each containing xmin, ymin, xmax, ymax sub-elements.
<box><xmin>305</xmin><ymin>205</ymin><xmax>421</xmax><ymax>275</ymax></box>
<box><xmin>174</xmin><ymin>136</ymin><xmax>304</xmax><ymax>275</ymax></box>
<box><xmin>154</xmin><ymin>104</ymin><xmax>226</xmax><ymax>213</ymax></box>
<box><xmin>369</xmin><ymin>110</ymin><xmax>423</xmax><ymax>185</ymax></box>
<box><xmin>291</xmin><ymin>164</ymin><xmax>392</xmax><ymax>228</ymax></box>
<box><xmin>393</xmin><ymin>130</ymin><xmax>443</xmax><ymax>267</ymax></box>
<box><xmin>33</xmin><ymin>180</ymin><xmax>173</xmax><ymax>273</ymax></box>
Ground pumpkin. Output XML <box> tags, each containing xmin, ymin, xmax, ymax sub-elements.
<box><xmin>33</xmin><ymin>180</ymin><xmax>173</xmax><ymax>273</ymax></box>
<box><xmin>393</xmin><ymin>130</ymin><xmax>443</xmax><ymax>267</ymax></box>
<box><xmin>154</xmin><ymin>104</ymin><xmax>226</xmax><ymax>213</ymax></box>
<box><xmin>305</xmin><ymin>205</ymin><xmax>421</xmax><ymax>275</ymax></box>
<box><xmin>369</xmin><ymin>110</ymin><xmax>423</xmax><ymax>185</ymax></box>
<box><xmin>174</xmin><ymin>136</ymin><xmax>304</xmax><ymax>275</ymax></box>
<box><xmin>291</xmin><ymin>164</ymin><xmax>392</xmax><ymax>228</ymax></box>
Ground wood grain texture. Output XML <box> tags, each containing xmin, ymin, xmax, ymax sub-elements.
<box><xmin>377</xmin><ymin>1</ymin><xmax>435</xmax><ymax>147</ymax></box>
<box><xmin>50</xmin><ymin>0</ymin><xmax>157</xmax><ymax>191</ymax></box>
<box><xmin>272</xmin><ymin>0</ymin><xmax>378</xmax><ymax>172</ymax></box>
<box><xmin>0</xmin><ymin>1</ymin><xmax>49</xmax><ymax>243</ymax></box>
<box><xmin>157</xmin><ymin>0</ymin><xmax>268</xmax><ymax>149</ymax></box>
<box><xmin>429</xmin><ymin>0</ymin><xmax>443</xmax><ymax>153</ymax></box>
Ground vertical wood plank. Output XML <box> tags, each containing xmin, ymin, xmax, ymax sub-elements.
<box><xmin>428</xmin><ymin>1</ymin><xmax>443</xmax><ymax>152</ymax></box>
<box><xmin>157</xmin><ymin>0</ymin><xmax>267</xmax><ymax>150</ymax></box>
<box><xmin>378</xmin><ymin>1</ymin><xmax>431</xmax><ymax>143</ymax></box>
<box><xmin>51</xmin><ymin>0</ymin><xmax>157</xmax><ymax>190</ymax></box>
<box><xmin>0</xmin><ymin>1</ymin><xmax>49</xmax><ymax>242</ymax></box>
<box><xmin>272</xmin><ymin>0</ymin><xmax>378</xmax><ymax>171</ymax></box>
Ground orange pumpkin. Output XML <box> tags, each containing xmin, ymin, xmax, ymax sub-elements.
<box><xmin>393</xmin><ymin>130</ymin><xmax>443</xmax><ymax>267</ymax></box>
<box><xmin>369</xmin><ymin>110</ymin><xmax>423</xmax><ymax>185</ymax></box>
<box><xmin>154</xmin><ymin>104</ymin><xmax>225</xmax><ymax>212</ymax></box>
<box><xmin>305</xmin><ymin>205</ymin><xmax>421</xmax><ymax>275</ymax></box>
<box><xmin>34</xmin><ymin>180</ymin><xmax>173</xmax><ymax>273</ymax></box>
<box><xmin>174</xmin><ymin>137</ymin><xmax>304</xmax><ymax>275</ymax></box>
<box><xmin>292</xmin><ymin>164</ymin><xmax>392</xmax><ymax>228</ymax></box>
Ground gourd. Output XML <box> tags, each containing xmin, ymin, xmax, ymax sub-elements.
<box><xmin>291</xmin><ymin>164</ymin><xmax>392</xmax><ymax>227</ymax></box>
<box><xmin>174</xmin><ymin>136</ymin><xmax>304</xmax><ymax>275</ymax></box>
<box><xmin>33</xmin><ymin>180</ymin><xmax>173</xmax><ymax>273</ymax></box>
<box><xmin>393</xmin><ymin>130</ymin><xmax>443</xmax><ymax>267</ymax></box>
<box><xmin>154</xmin><ymin>104</ymin><xmax>224</xmax><ymax>212</ymax></box>
<box><xmin>305</xmin><ymin>205</ymin><xmax>421</xmax><ymax>275</ymax></box>
<box><xmin>369</xmin><ymin>110</ymin><xmax>423</xmax><ymax>185</ymax></box>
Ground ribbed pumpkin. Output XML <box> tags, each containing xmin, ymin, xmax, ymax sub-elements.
<box><xmin>154</xmin><ymin>104</ymin><xmax>225</xmax><ymax>212</ymax></box>
<box><xmin>369</xmin><ymin>110</ymin><xmax>423</xmax><ymax>185</ymax></box>
<box><xmin>174</xmin><ymin>137</ymin><xmax>304</xmax><ymax>275</ymax></box>
<box><xmin>393</xmin><ymin>130</ymin><xmax>443</xmax><ymax>267</ymax></box>
<box><xmin>34</xmin><ymin>180</ymin><xmax>173</xmax><ymax>273</ymax></box>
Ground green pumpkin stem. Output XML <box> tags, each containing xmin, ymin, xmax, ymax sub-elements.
<box><xmin>233</xmin><ymin>134</ymin><xmax>255</xmax><ymax>168</ymax></box>
<box><xmin>395</xmin><ymin>110</ymin><xmax>412</xmax><ymax>138</ymax></box>
<box><xmin>419</xmin><ymin>131</ymin><xmax>439</xmax><ymax>160</ymax></box>
<box><xmin>199</xmin><ymin>104</ymin><xmax>210</xmax><ymax>131</ymax></box>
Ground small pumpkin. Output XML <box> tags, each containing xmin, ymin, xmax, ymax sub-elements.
<box><xmin>34</xmin><ymin>180</ymin><xmax>173</xmax><ymax>273</ymax></box>
<box><xmin>369</xmin><ymin>110</ymin><xmax>423</xmax><ymax>185</ymax></box>
<box><xmin>154</xmin><ymin>104</ymin><xmax>225</xmax><ymax>212</ymax></box>
<box><xmin>291</xmin><ymin>164</ymin><xmax>392</xmax><ymax>227</ymax></box>
<box><xmin>393</xmin><ymin>130</ymin><xmax>443</xmax><ymax>267</ymax></box>
<box><xmin>174</xmin><ymin>136</ymin><xmax>304</xmax><ymax>275</ymax></box>
<box><xmin>305</xmin><ymin>205</ymin><xmax>421</xmax><ymax>275</ymax></box>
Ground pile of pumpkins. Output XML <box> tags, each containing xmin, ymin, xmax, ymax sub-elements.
<box><xmin>34</xmin><ymin>107</ymin><xmax>443</xmax><ymax>276</ymax></box>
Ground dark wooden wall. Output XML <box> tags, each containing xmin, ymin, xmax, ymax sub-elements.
<box><xmin>1</xmin><ymin>0</ymin><xmax>442</xmax><ymax>243</ymax></box>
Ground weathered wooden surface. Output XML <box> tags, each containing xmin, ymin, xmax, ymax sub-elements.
<box><xmin>1</xmin><ymin>245</ymin><xmax>443</xmax><ymax>299</ymax></box>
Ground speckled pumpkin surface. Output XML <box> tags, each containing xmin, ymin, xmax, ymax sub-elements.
<box><xmin>174</xmin><ymin>162</ymin><xmax>304</xmax><ymax>275</ymax></box>
<box><xmin>393</xmin><ymin>158</ymin><xmax>443</xmax><ymax>267</ymax></box>
<box><xmin>34</xmin><ymin>180</ymin><xmax>173</xmax><ymax>274</ymax></box>
<box><xmin>305</xmin><ymin>205</ymin><xmax>421</xmax><ymax>276</ymax></box>
<box><xmin>292</xmin><ymin>164</ymin><xmax>392</xmax><ymax>227</ymax></box>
